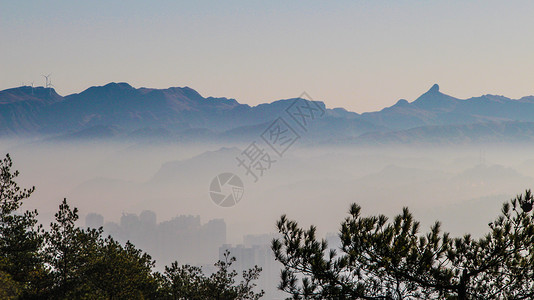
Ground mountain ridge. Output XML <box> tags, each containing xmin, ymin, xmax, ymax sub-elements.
<box><xmin>2</xmin><ymin>82</ymin><xmax>534</xmax><ymax>144</ymax></box>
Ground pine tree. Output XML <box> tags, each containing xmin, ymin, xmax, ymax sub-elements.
<box><xmin>272</xmin><ymin>191</ymin><xmax>534</xmax><ymax>299</ymax></box>
<box><xmin>160</xmin><ymin>250</ymin><xmax>264</xmax><ymax>300</ymax></box>
<box><xmin>0</xmin><ymin>154</ymin><xmax>44</xmax><ymax>298</ymax></box>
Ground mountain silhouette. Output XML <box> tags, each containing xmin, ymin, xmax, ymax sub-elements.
<box><xmin>361</xmin><ymin>84</ymin><xmax>534</xmax><ymax>130</ymax></box>
<box><xmin>1</xmin><ymin>82</ymin><xmax>534</xmax><ymax>144</ymax></box>
<box><xmin>0</xmin><ymin>86</ymin><xmax>62</xmax><ymax>135</ymax></box>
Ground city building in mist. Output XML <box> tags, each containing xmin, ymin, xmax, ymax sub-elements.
<box><xmin>85</xmin><ymin>211</ymin><xmax>226</xmax><ymax>268</ymax></box>
<box><xmin>220</xmin><ymin>233</ymin><xmax>284</xmax><ymax>299</ymax></box>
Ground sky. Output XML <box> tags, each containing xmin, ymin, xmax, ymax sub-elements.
<box><xmin>1</xmin><ymin>0</ymin><xmax>533</xmax><ymax>113</ymax></box>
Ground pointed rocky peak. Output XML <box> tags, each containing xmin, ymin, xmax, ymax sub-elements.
<box><xmin>412</xmin><ymin>84</ymin><xmax>458</xmax><ymax>110</ymax></box>
<box><xmin>428</xmin><ymin>83</ymin><xmax>440</xmax><ymax>94</ymax></box>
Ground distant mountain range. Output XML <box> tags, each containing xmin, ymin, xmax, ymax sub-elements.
<box><xmin>2</xmin><ymin>82</ymin><xmax>534</xmax><ymax>144</ymax></box>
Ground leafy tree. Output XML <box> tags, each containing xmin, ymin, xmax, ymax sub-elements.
<box><xmin>1</xmin><ymin>153</ymin><xmax>265</xmax><ymax>299</ymax></box>
<box><xmin>160</xmin><ymin>262</ymin><xmax>206</xmax><ymax>300</ymax></box>
<box><xmin>160</xmin><ymin>250</ymin><xmax>264</xmax><ymax>300</ymax></box>
<box><xmin>44</xmin><ymin>198</ymin><xmax>159</xmax><ymax>299</ymax></box>
<box><xmin>272</xmin><ymin>191</ymin><xmax>534</xmax><ymax>299</ymax></box>
<box><xmin>0</xmin><ymin>153</ymin><xmax>45</xmax><ymax>297</ymax></box>
<box><xmin>85</xmin><ymin>238</ymin><xmax>159</xmax><ymax>299</ymax></box>
<box><xmin>40</xmin><ymin>197</ymin><xmax>263</xmax><ymax>300</ymax></box>
<box><xmin>43</xmin><ymin>198</ymin><xmax>87</xmax><ymax>298</ymax></box>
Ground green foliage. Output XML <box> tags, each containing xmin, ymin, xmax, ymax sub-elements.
<box><xmin>43</xmin><ymin>198</ymin><xmax>159</xmax><ymax>299</ymax></box>
<box><xmin>0</xmin><ymin>269</ymin><xmax>21</xmax><ymax>299</ymax></box>
<box><xmin>159</xmin><ymin>250</ymin><xmax>264</xmax><ymax>300</ymax></box>
<box><xmin>273</xmin><ymin>192</ymin><xmax>534</xmax><ymax>299</ymax></box>
<box><xmin>0</xmin><ymin>154</ymin><xmax>44</xmax><ymax>297</ymax></box>
<box><xmin>43</xmin><ymin>198</ymin><xmax>86</xmax><ymax>297</ymax></box>
<box><xmin>0</xmin><ymin>153</ymin><xmax>264</xmax><ymax>300</ymax></box>
<box><xmin>160</xmin><ymin>262</ymin><xmax>206</xmax><ymax>299</ymax></box>
<box><xmin>85</xmin><ymin>239</ymin><xmax>159</xmax><ymax>299</ymax></box>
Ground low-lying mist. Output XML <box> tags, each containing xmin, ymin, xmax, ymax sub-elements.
<box><xmin>2</xmin><ymin>139</ymin><xmax>533</xmax><ymax>268</ymax></box>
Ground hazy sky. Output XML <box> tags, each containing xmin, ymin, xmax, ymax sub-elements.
<box><xmin>1</xmin><ymin>0</ymin><xmax>533</xmax><ymax>112</ymax></box>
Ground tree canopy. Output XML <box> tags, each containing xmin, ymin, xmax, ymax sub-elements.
<box><xmin>0</xmin><ymin>154</ymin><xmax>264</xmax><ymax>300</ymax></box>
<box><xmin>5</xmin><ymin>149</ymin><xmax>534</xmax><ymax>300</ymax></box>
<box><xmin>272</xmin><ymin>192</ymin><xmax>534</xmax><ymax>299</ymax></box>
<box><xmin>159</xmin><ymin>250</ymin><xmax>264</xmax><ymax>300</ymax></box>
<box><xmin>0</xmin><ymin>154</ymin><xmax>43</xmax><ymax>298</ymax></box>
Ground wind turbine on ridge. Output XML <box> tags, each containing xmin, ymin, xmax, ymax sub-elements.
<box><xmin>42</xmin><ymin>74</ymin><xmax>51</xmax><ymax>88</ymax></box>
